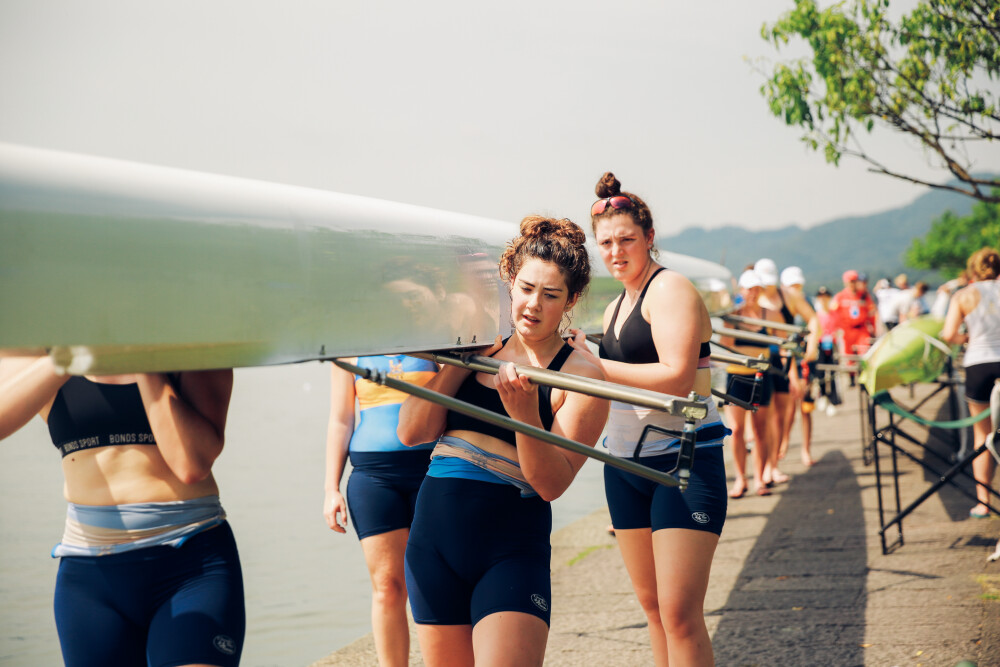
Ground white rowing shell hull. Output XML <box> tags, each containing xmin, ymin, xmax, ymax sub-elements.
<box><xmin>0</xmin><ymin>143</ymin><xmax>732</xmax><ymax>373</ymax></box>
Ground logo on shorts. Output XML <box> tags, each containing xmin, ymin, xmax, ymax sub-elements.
<box><xmin>530</xmin><ymin>593</ymin><xmax>549</xmax><ymax>612</ymax></box>
<box><xmin>692</xmin><ymin>512</ymin><xmax>711</xmax><ymax>525</ymax></box>
<box><xmin>213</xmin><ymin>635</ymin><xmax>237</xmax><ymax>656</ymax></box>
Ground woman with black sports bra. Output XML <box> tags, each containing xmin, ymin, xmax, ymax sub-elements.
<box><xmin>397</xmin><ymin>215</ymin><xmax>608</xmax><ymax>667</ymax></box>
<box><xmin>567</xmin><ymin>172</ymin><xmax>728</xmax><ymax>667</ymax></box>
<box><xmin>0</xmin><ymin>360</ymin><xmax>244</xmax><ymax>667</ymax></box>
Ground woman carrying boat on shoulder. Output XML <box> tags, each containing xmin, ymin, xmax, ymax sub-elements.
<box><xmin>941</xmin><ymin>246</ymin><xmax>1000</xmax><ymax>519</ymax></box>
<box><xmin>0</xmin><ymin>359</ymin><xmax>244</xmax><ymax>667</ymax></box>
<box><xmin>397</xmin><ymin>215</ymin><xmax>609</xmax><ymax>667</ymax></box>
<box><xmin>567</xmin><ymin>172</ymin><xmax>728</xmax><ymax>666</ymax></box>
<box><xmin>719</xmin><ymin>269</ymin><xmax>786</xmax><ymax>498</ymax></box>
<box><xmin>324</xmin><ymin>355</ymin><xmax>438</xmax><ymax>666</ymax></box>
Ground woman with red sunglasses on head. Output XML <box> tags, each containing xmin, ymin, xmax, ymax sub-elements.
<box><xmin>567</xmin><ymin>172</ymin><xmax>728</xmax><ymax>666</ymax></box>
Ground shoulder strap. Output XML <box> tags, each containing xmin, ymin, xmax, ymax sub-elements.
<box><xmin>538</xmin><ymin>343</ymin><xmax>574</xmax><ymax>431</ymax></box>
<box><xmin>606</xmin><ymin>291</ymin><xmax>627</xmax><ymax>334</ymax></box>
<box><xmin>638</xmin><ymin>267</ymin><xmax>667</xmax><ymax>300</ymax></box>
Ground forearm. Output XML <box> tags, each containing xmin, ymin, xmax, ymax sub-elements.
<box><xmin>598</xmin><ymin>358</ymin><xmax>695</xmax><ymax>397</ymax></box>
<box><xmin>324</xmin><ymin>422</ymin><xmax>351</xmax><ymax>493</ymax></box>
<box><xmin>516</xmin><ymin>429</ymin><xmax>584</xmax><ymax>502</ymax></box>
<box><xmin>137</xmin><ymin>373</ymin><xmax>228</xmax><ymax>484</ymax></box>
<box><xmin>397</xmin><ymin>365</ymin><xmax>470</xmax><ymax>444</ymax></box>
<box><xmin>0</xmin><ymin>357</ymin><xmax>68</xmax><ymax>439</ymax></box>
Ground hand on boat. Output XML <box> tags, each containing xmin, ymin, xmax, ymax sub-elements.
<box><xmin>567</xmin><ymin>329</ymin><xmax>600</xmax><ymax>366</ymax></box>
<box><xmin>475</xmin><ymin>334</ymin><xmax>504</xmax><ymax>358</ymax></box>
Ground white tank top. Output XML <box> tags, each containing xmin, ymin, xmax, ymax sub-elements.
<box><xmin>963</xmin><ymin>279</ymin><xmax>1000</xmax><ymax>367</ymax></box>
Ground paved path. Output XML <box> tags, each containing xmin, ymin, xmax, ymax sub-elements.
<box><xmin>313</xmin><ymin>384</ymin><xmax>1000</xmax><ymax>666</ymax></box>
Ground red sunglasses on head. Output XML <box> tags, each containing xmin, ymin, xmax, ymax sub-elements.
<box><xmin>591</xmin><ymin>196</ymin><xmax>633</xmax><ymax>216</ymax></box>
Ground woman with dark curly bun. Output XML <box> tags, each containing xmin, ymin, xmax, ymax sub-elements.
<box><xmin>568</xmin><ymin>172</ymin><xmax>729</xmax><ymax>666</ymax></box>
<box><xmin>397</xmin><ymin>215</ymin><xmax>609</xmax><ymax>666</ymax></box>
<box><xmin>942</xmin><ymin>246</ymin><xmax>1000</xmax><ymax>520</ymax></box>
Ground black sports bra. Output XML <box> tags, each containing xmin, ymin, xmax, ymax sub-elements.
<box><xmin>776</xmin><ymin>288</ymin><xmax>795</xmax><ymax>325</ymax></box>
<box><xmin>47</xmin><ymin>377</ymin><xmax>157</xmax><ymax>458</ymax></box>
<box><xmin>600</xmin><ymin>268</ymin><xmax>711</xmax><ymax>364</ymax></box>
<box><xmin>444</xmin><ymin>343</ymin><xmax>574</xmax><ymax>446</ymax></box>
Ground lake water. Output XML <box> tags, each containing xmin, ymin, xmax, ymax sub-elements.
<box><xmin>0</xmin><ymin>363</ymin><xmax>607</xmax><ymax>667</ymax></box>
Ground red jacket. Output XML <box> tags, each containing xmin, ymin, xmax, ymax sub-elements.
<box><xmin>830</xmin><ymin>288</ymin><xmax>876</xmax><ymax>334</ymax></box>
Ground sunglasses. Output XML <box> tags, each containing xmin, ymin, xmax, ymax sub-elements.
<box><xmin>591</xmin><ymin>196</ymin><xmax>634</xmax><ymax>216</ymax></box>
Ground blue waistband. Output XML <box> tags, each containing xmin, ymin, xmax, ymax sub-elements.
<box><xmin>53</xmin><ymin>496</ymin><xmax>226</xmax><ymax>558</ymax></box>
<box><xmin>429</xmin><ymin>435</ymin><xmax>538</xmax><ymax>497</ymax></box>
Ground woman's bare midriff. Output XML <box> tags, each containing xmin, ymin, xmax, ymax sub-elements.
<box><xmin>61</xmin><ymin>445</ymin><xmax>219</xmax><ymax>506</ymax></box>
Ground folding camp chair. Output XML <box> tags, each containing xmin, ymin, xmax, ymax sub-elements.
<box><xmin>869</xmin><ymin>384</ymin><xmax>998</xmax><ymax>554</ymax></box>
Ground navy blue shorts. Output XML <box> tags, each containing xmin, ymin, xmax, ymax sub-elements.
<box><xmin>347</xmin><ymin>449</ymin><xmax>430</xmax><ymax>540</ymax></box>
<box><xmin>605</xmin><ymin>446</ymin><xmax>728</xmax><ymax>535</ymax></box>
<box><xmin>965</xmin><ymin>361</ymin><xmax>1000</xmax><ymax>403</ymax></box>
<box><xmin>769</xmin><ymin>348</ymin><xmax>791</xmax><ymax>394</ymax></box>
<box><xmin>725</xmin><ymin>372</ymin><xmax>773</xmax><ymax>408</ymax></box>
<box><xmin>54</xmin><ymin>521</ymin><xmax>245</xmax><ymax>667</ymax></box>
<box><xmin>405</xmin><ymin>476</ymin><xmax>552</xmax><ymax>627</ymax></box>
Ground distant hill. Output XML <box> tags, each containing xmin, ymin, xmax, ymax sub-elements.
<box><xmin>660</xmin><ymin>186</ymin><xmax>978</xmax><ymax>292</ymax></box>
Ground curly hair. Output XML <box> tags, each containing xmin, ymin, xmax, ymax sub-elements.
<box><xmin>967</xmin><ymin>246</ymin><xmax>1000</xmax><ymax>281</ymax></box>
<box><xmin>499</xmin><ymin>215</ymin><xmax>591</xmax><ymax>301</ymax></box>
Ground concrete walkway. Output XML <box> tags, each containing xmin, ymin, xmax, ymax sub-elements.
<box><xmin>313</xmin><ymin>384</ymin><xmax>1000</xmax><ymax>666</ymax></box>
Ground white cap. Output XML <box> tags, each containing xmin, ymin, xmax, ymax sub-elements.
<box><xmin>780</xmin><ymin>266</ymin><xmax>805</xmax><ymax>287</ymax></box>
<box><xmin>754</xmin><ymin>258</ymin><xmax>779</xmax><ymax>286</ymax></box>
<box><xmin>738</xmin><ymin>269</ymin><xmax>763</xmax><ymax>290</ymax></box>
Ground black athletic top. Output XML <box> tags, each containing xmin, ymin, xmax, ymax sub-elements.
<box><xmin>776</xmin><ymin>288</ymin><xmax>795</xmax><ymax>325</ymax></box>
<box><xmin>48</xmin><ymin>377</ymin><xmax>157</xmax><ymax>458</ymax></box>
<box><xmin>599</xmin><ymin>268</ymin><xmax>711</xmax><ymax>364</ymax></box>
<box><xmin>445</xmin><ymin>343</ymin><xmax>573</xmax><ymax>446</ymax></box>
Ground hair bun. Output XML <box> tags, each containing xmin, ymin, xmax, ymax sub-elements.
<box><xmin>595</xmin><ymin>172</ymin><xmax>621</xmax><ymax>199</ymax></box>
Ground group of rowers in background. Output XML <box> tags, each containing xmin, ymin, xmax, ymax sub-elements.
<box><xmin>722</xmin><ymin>250</ymin><xmax>1000</xmax><ymax>529</ymax></box>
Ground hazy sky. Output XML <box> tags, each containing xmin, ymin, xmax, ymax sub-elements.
<box><xmin>2</xmin><ymin>1</ymin><xmax>996</xmax><ymax>234</ymax></box>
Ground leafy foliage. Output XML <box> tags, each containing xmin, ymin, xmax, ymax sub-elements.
<box><xmin>905</xmin><ymin>190</ymin><xmax>1000</xmax><ymax>275</ymax></box>
<box><xmin>760</xmin><ymin>0</ymin><xmax>1000</xmax><ymax>202</ymax></box>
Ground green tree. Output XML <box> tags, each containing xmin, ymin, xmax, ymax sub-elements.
<box><xmin>760</xmin><ymin>0</ymin><xmax>1000</xmax><ymax>203</ymax></box>
<box><xmin>906</xmin><ymin>194</ymin><xmax>1000</xmax><ymax>275</ymax></box>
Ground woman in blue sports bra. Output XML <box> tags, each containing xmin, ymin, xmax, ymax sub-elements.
<box><xmin>397</xmin><ymin>215</ymin><xmax>609</xmax><ymax>667</ymax></box>
<box><xmin>324</xmin><ymin>355</ymin><xmax>438</xmax><ymax>666</ymax></box>
<box><xmin>568</xmin><ymin>172</ymin><xmax>727</xmax><ymax>667</ymax></box>
<box><xmin>0</xmin><ymin>360</ymin><xmax>244</xmax><ymax>667</ymax></box>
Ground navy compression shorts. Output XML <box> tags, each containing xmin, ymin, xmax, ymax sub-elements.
<box><xmin>347</xmin><ymin>449</ymin><xmax>430</xmax><ymax>540</ymax></box>
<box><xmin>404</xmin><ymin>475</ymin><xmax>552</xmax><ymax>627</ymax></box>
<box><xmin>605</xmin><ymin>446</ymin><xmax>728</xmax><ymax>536</ymax></box>
<box><xmin>54</xmin><ymin>521</ymin><xmax>245</xmax><ymax>667</ymax></box>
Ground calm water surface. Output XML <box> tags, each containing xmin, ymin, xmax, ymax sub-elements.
<box><xmin>0</xmin><ymin>363</ymin><xmax>606</xmax><ymax>666</ymax></box>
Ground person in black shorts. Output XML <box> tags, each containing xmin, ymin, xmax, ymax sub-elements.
<box><xmin>567</xmin><ymin>172</ymin><xmax>729</xmax><ymax>666</ymax></box>
<box><xmin>397</xmin><ymin>215</ymin><xmax>608</xmax><ymax>667</ymax></box>
<box><xmin>942</xmin><ymin>247</ymin><xmax>1000</xmax><ymax>518</ymax></box>
<box><xmin>719</xmin><ymin>269</ymin><xmax>786</xmax><ymax>498</ymax></box>
<box><xmin>0</xmin><ymin>359</ymin><xmax>244</xmax><ymax>667</ymax></box>
<box><xmin>324</xmin><ymin>355</ymin><xmax>439</xmax><ymax>666</ymax></box>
